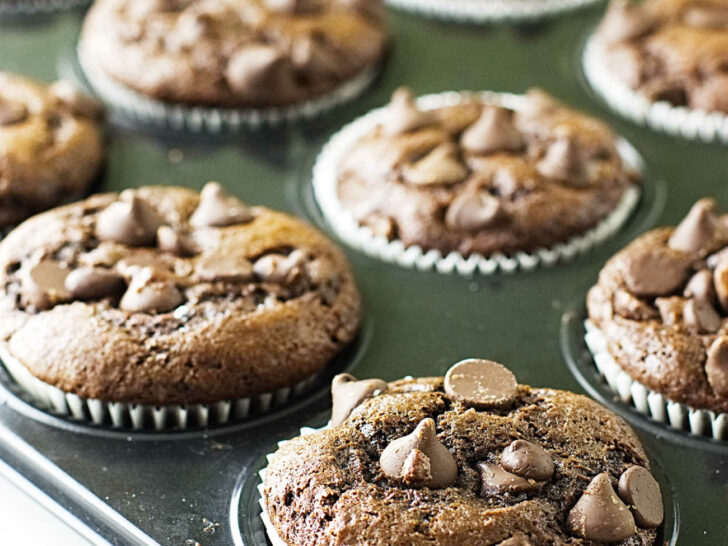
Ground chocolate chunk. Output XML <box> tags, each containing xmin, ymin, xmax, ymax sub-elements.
<box><xmin>445</xmin><ymin>192</ymin><xmax>502</xmax><ymax>232</ymax></box>
<box><xmin>96</xmin><ymin>192</ymin><xmax>165</xmax><ymax>246</ymax></box>
<box><xmin>225</xmin><ymin>46</ymin><xmax>295</xmax><ymax>99</ymax></box>
<box><xmin>668</xmin><ymin>199</ymin><xmax>720</xmax><ymax>254</ymax></box>
<box><xmin>253</xmin><ymin>250</ymin><xmax>305</xmax><ymax>283</ymax></box>
<box><xmin>617</xmin><ymin>466</ymin><xmax>664</xmax><ymax>529</ymax></box>
<box><xmin>477</xmin><ymin>462</ymin><xmax>539</xmax><ymax>496</ymax></box>
<box><xmin>380</xmin><ymin>418</ymin><xmax>457</xmax><ymax>488</ymax></box>
<box><xmin>48</xmin><ymin>80</ymin><xmax>103</xmax><ymax>120</ymax></box>
<box><xmin>655</xmin><ymin>297</ymin><xmax>685</xmax><ymax>326</ymax></box>
<box><xmin>684</xmin><ymin>269</ymin><xmax>716</xmax><ymax>305</ymax></box>
<box><xmin>157</xmin><ymin>226</ymin><xmax>199</xmax><ymax>256</ymax></box>
<box><xmin>621</xmin><ymin>248</ymin><xmax>690</xmax><ymax>297</ymax></box>
<box><xmin>460</xmin><ymin>106</ymin><xmax>523</xmax><ymax>155</ymax></box>
<box><xmin>330</xmin><ymin>373</ymin><xmax>388</xmax><ymax>426</ymax></box>
<box><xmin>567</xmin><ymin>473</ymin><xmax>637</xmax><ymax>543</ymax></box>
<box><xmin>0</xmin><ymin>100</ymin><xmax>28</xmax><ymax>126</ymax></box>
<box><xmin>597</xmin><ymin>0</ymin><xmax>655</xmax><ymax>43</ymax></box>
<box><xmin>713</xmin><ymin>259</ymin><xmax>728</xmax><ymax>312</ymax></box>
<box><xmin>496</xmin><ymin>534</ymin><xmax>533</xmax><ymax>546</ymax></box>
<box><xmin>706</xmin><ymin>337</ymin><xmax>728</xmax><ymax>397</ymax></box>
<box><xmin>683</xmin><ymin>298</ymin><xmax>721</xmax><ymax>334</ymax></box>
<box><xmin>613</xmin><ymin>289</ymin><xmax>658</xmax><ymax>321</ymax></box>
<box><xmin>444</xmin><ymin>359</ymin><xmax>518</xmax><ymax>408</ymax></box>
<box><xmin>64</xmin><ymin>267</ymin><xmax>125</xmax><ymax>300</ymax></box>
<box><xmin>22</xmin><ymin>260</ymin><xmax>71</xmax><ymax>310</ymax></box>
<box><xmin>119</xmin><ymin>267</ymin><xmax>183</xmax><ymax>313</ymax></box>
<box><xmin>196</xmin><ymin>254</ymin><xmax>254</xmax><ymax>283</ymax></box>
<box><xmin>190</xmin><ymin>182</ymin><xmax>253</xmax><ymax>228</ymax></box>
<box><xmin>403</xmin><ymin>143</ymin><xmax>468</xmax><ymax>186</ymax></box>
<box><xmin>500</xmin><ymin>440</ymin><xmax>554</xmax><ymax>481</ymax></box>
<box><xmin>382</xmin><ymin>88</ymin><xmax>433</xmax><ymax>136</ymax></box>
<box><xmin>537</xmin><ymin>137</ymin><xmax>588</xmax><ymax>186</ymax></box>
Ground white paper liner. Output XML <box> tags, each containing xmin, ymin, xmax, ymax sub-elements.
<box><xmin>583</xmin><ymin>36</ymin><xmax>728</xmax><ymax>144</ymax></box>
<box><xmin>583</xmin><ymin>319</ymin><xmax>728</xmax><ymax>440</ymax></box>
<box><xmin>313</xmin><ymin>90</ymin><xmax>643</xmax><ymax>276</ymax></box>
<box><xmin>77</xmin><ymin>43</ymin><xmax>379</xmax><ymax>132</ymax></box>
<box><xmin>0</xmin><ymin>0</ymin><xmax>89</xmax><ymax>16</ymax></box>
<box><xmin>0</xmin><ymin>345</ymin><xmax>321</xmax><ymax>431</ymax></box>
<box><xmin>386</xmin><ymin>0</ymin><xmax>601</xmax><ymax>23</ymax></box>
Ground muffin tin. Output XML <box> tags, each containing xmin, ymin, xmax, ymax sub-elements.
<box><xmin>1</xmin><ymin>6</ymin><xmax>727</xmax><ymax>546</ymax></box>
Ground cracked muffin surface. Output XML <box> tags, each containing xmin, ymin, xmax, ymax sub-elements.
<box><xmin>0</xmin><ymin>183</ymin><xmax>361</xmax><ymax>405</ymax></box>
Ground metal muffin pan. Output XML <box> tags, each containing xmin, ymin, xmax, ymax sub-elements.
<box><xmin>0</xmin><ymin>6</ymin><xmax>727</xmax><ymax>545</ymax></box>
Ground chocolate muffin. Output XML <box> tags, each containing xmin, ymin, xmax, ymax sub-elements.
<box><xmin>0</xmin><ymin>72</ymin><xmax>103</xmax><ymax>227</ymax></box>
<box><xmin>0</xmin><ymin>183</ymin><xmax>360</xmax><ymax>407</ymax></box>
<box><xmin>263</xmin><ymin>359</ymin><xmax>665</xmax><ymax>545</ymax></box>
<box><xmin>79</xmin><ymin>0</ymin><xmax>386</xmax><ymax>109</ymax></box>
<box><xmin>588</xmin><ymin>198</ymin><xmax>728</xmax><ymax>415</ymax></box>
<box><xmin>594</xmin><ymin>0</ymin><xmax>728</xmax><ymax>113</ymax></box>
<box><xmin>332</xmin><ymin>88</ymin><xmax>640</xmax><ymax>258</ymax></box>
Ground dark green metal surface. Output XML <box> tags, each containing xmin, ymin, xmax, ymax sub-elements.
<box><xmin>0</xmin><ymin>5</ymin><xmax>726</xmax><ymax>545</ymax></box>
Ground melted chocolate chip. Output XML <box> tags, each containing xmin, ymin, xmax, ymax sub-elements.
<box><xmin>617</xmin><ymin>466</ymin><xmax>664</xmax><ymax>529</ymax></box>
<box><xmin>567</xmin><ymin>473</ymin><xmax>636</xmax><ymax>543</ymax></box>
<box><xmin>195</xmin><ymin>254</ymin><xmax>254</xmax><ymax>283</ymax></box>
<box><xmin>96</xmin><ymin>192</ymin><xmax>165</xmax><ymax>246</ymax></box>
<box><xmin>253</xmin><ymin>250</ymin><xmax>304</xmax><ymax>283</ymax></box>
<box><xmin>445</xmin><ymin>192</ymin><xmax>502</xmax><ymax>232</ymax></box>
<box><xmin>444</xmin><ymin>359</ymin><xmax>518</xmax><ymax>408</ymax></box>
<box><xmin>477</xmin><ymin>462</ymin><xmax>539</xmax><ymax>496</ymax></box>
<box><xmin>225</xmin><ymin>45</ymin><xmax>295</xmax><ymax>98</ymax></box>
<box><xmin>613</xmin><ymin>289</ymin><xmax>658</xmax><ymax>321</ymax></box>
<box><xmin>22</xmin><ymin>260</ymin><xmax>70</xmax><ymax>310</ymax></box>
<box><xmin>684</xmin><ymin>269</ymin><xmax>716</xmax><ymax>305</ymax></box>
<box><xmin>65</xmin><ymin>267</ymin><xmax>125</xmax><ymax>300</ymax></box>
<box><xmin>683</xmin><ymin>298</ymin><xmax>721</xmax><ymax>334</ymax></box>
<box><xmin>119</xmin><ymin>267</ymin><xmax>183</xmax><ymax>313</ymax></box>
<box><xmin>190</xmin><ymin>182</ymin><xmax>253</xmax><ymax>228</ymax></box>
<box><xmin>330</xmin><ymin>373</ymin><xmax>387</xmax><ymax>426</ymax></box>
<box><xmin>403</xmin><ymin>143</ymin><xmax>468</xmax><ymax>186</ymax></box>
<box><xmin>621</xmin><ymin>248</ymin><xmax>690</xmax><ymax>297</ymax></box>
<box><xmin>460</xmin><ymin>106</ymin><xmax>523</xmax><ymax>155</ymax></box>
<box><xmin>500</xmin><ymin>440</ymin><xmax>554</xmax><ymax>481</ymax></box>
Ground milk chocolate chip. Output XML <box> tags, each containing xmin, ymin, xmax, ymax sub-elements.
<box><xmin>537</xmin><ymin>137</ymin><xmax>588</xmax><ymax>186</ymax></box>
<box><xmin>613</xmin><ymin>289</ymin><xmax>658</xmax><ymax>321</ymax></box>
<box><xmin>253</xmin><ymin>250</ymin><xmax>305</xmax><ymax>283</ymax></box>
<box><xmin>621</xmin><ymin>248</ymin><xmax>690</xmax><ymax>297</ymax></box>
<box><xmin>598</xmin><ymin>0</ymin><xmax>655</xmax><ymax>43</ymax></box>
<box><xmin>120</xmin><ymin>267</ymin><xmax>183</xmax><ymax>313</ymax></box>
<box><xmin>65</xmin><ymin>267</ymin><xmax>125</xmax><ymax>300</ymax></box>
<box><xmin>403</xmin><ymin>143</ymin><xmax>468</xmax><ymax>186</ymax></box>
<box><xmin>225</xmin><ymin>46</ymin><xmax>295</xmax><ymax>99</ymax></box>
<box><xmin>460</xmin><ymin>106</ymin><xmax>523</xmax><ymax>155</ymax></box>
<box><xmin>22</xmin><ymin>260</ymin><xmax>71</xmax><ymax>309</ymax></box>
<box><xmin>684</xmin><ymin>269</ymin><xmax>716</xmax><ymax>305</ymax></box>
<box><xmin>382</xmin><ymin>88</ymin><xmax>433</xmax><ymax>136</ymax></box>
<box><xmin>668</xmin><ymin>199</ymin><xmax>720</xmax><ymax>254</ymax></box>
<box><xmin>96</xmin><ymin>192</ymin><xmax>165</xmax><ymax>246</ymax></box>
<box><xmin>706</xmin><ymin>336</ymin><xmax>728</xmax><ymax>397</ymax></box>
<box><xmin>617</xmin><ymin>466</ymin><xmax>664</xmax><ymax>529</ymax></box>
<box><xmin>157</xmin><ymin>226</ymin><xmax>199</xmax><ymax>256</ymax></box>
<box><xmin>196</xmin><ymin>255</ymin><xmax>254</xmax><ymax>283</ymax></box>
<box><xmin>380</xmin><ymin>418</ymin><xmax>457</xmax><ymax>488</ymax></box>
<box><xmin>713</xmin><ymin>259</ymin><xmax>728</xmax><ymax>312</ymax></box>
<box><xmin>683</xmin><ymin>298</ymin><xmax>721</xmax><ymax>334</ymax></box>
<box><xmin>48</xmin><ymin>80</ymin><xmax>103</xmax><ymax>120</ymax></box>
<box><xmin>444</xmin><ymin>359</ymin><xmax>518</xmax><ymax>408</ymax></box>
<box><xmin>330</xmin><ymin>373</ymin><xmax>387</xmax><ymax>426</ymax></box>
<box><xmin>190</xmin><ymin>182</ymin><xmax>253</xmax><ymax>228</ymax></box>
<box><xmin>567</xmin><ymin>473</ymin><xmax>637</xmax><ymax>542</ymax></box>
<box><xmin>0</xmin><ymin>99</ymin><xmax>27</xmax><ymax>126</ymax></box>
<box><xmin>477</xmin><ymin>462</ymin><xmax>539</xmax><ymax>495</ymax></box>
<box><xmin>500</xmin><ymin>440</ymin><xmax>554</xmax><ymax>481</ymax></box>
<box><xmin>445</xmin><ymin>192</ymin><xmax>502</xmax><ymax>232</ymax></box>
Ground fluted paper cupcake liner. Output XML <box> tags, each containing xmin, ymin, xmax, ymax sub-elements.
<box><xmin>313</xmin><ymin>90</ymin><xmax>642</xmax><ymax>276</ymax></box>
<box><xmin>386</xmin><ymin>0</ymin><xmax>601</xmax><ymax>23</ymax></box>
<box><xmin>0</xmin><ymin>0</ymin><xmax>89</xmax><ymax>16</ymax></box>
<box><xmin>0</xmin><ymin>345</ymin><xmax>320</xmax><ymax>431</ymax></box>
<box><xmin>583</xmin><ymin>319</ymin><xmax>728</xmax><ymax>440</ymax></box>
<box><xmin>77</xmin><ymin>44</ymin><xmax>379</xmax><ymax>132</ymax></box>
<box><xmin>583</xmin><ymin>36</ymin><xmax>728</xmax><ymax>144</ymax></box>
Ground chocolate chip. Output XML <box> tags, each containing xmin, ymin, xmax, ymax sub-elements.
<box><xmin>382</xmin><ymin>88</ymin><xmax>433</xmax><ymax>136</ymax></box>
<box><xmin>190</xmin><ymin>182</ymin><xmax>253</xmax><ymax>228</ymax></box>
<box><xmin>496</xmin><ymin>534</ymin><xmax>533</xmax><ymax>546</ymax></box>
<box><xmin>380</xmin><ymin>418</ymin><xmax>457</xmax><ymax>489</ymax></box>
<box><xmin>706</xmin><ymin>337</ymin><xmax>728</xmax><ymax>397</ymax></box>
<box><xmin>460</xmin><ymin>106</ymin><xmax>523</xmax><ymax>155</ymax></box>
<box><xmin>444</xmin><ymin>359</ymin><xmax>518</xmax><ymax>408</ymax></box>
<box><xmin>500</xmin><ymin>440</ymin><xmax>554</xmax><ymax>481</ymax></box>
<box><xmin>706</xmin><ymin>247</ymin><xmax>728</xmax><ymax>269</ymax></box>
<box><xmin>617</xmin><ymin>466</ymin><xmax>664</xmax><ymax>529</ymax></box>
<box><xmin>253</xmin><ymin>250</ymin><xmax>305</xmax><ymax>283</ymax></box>
<box><xmin>684</xmin><ymin>269</ymin><xmax>716</xmax><ymax>305</ymax></box>
<box><xmin>567</xmin><ymin>473</ymin><xmax>637</xmax><ymax>542</ymax></box>
<box><xmin>613</xmin><ymin>289</ymin><xmax>658</xmax><ymax>321</ymax></box>
<box><xmin>445</xmin><ymin>192</ymin><xmax>502</xmax><ymax>232</ymax></box>
<box><xmin>668</xmin><ymin>199</ymin><xmax>721</xmax><ymax>254</ymax></box>
<box><xmin>225</xmin><ymin>46</ymin><xmax>295</xmax><ymax>99</ymax></box>
<box><xmin>157</xmin><ymin>226</ymin><xmax>199</xmax><ymax>256</ymax></box>
<box><xmin>0</xmin><ymin>100</ymin><xmax>28</xmax><ymax>126</ymax></box>
<box><xmin>403</xmin><ymin>143</ymin><xmax>468</xmax><ymax>186</ymax></box>
<box><xmin>48</xmin><ymin>80</ymin><xmax>103</xmax><ymax>120</ymax></box>
<box><xmin>64</xmin><ymin>267</ymin><xmax>125</xmax><ymax>300</ymax></box>
<box><xmin>96</xmin><ymin>192</ymin><xmax>165</xmax><ymax>246</ymax></box>
<box><xmin>683</xmin><ymin>298</ymin><xmax>721</xmax><ymax>334</ymax></box>
<box><xmin>537</xmin><ymin>137</ymin><xmax>588</xmax><ymax>186</ymax></box>
<box><xmin>597</xmin><ymin>0</ymin><xmax>655</xmax><ymax>43</ymax></box>
<box><xmin>330</xmin><ymin>373</ymin><xmax>388</xmax><ymax>426</ymax></box>
<box><xmin>713</xmin><ymin>259</ymin><xmax>728</xmax><ymax>312</ymax></box>
<box><xmin>119</xmin><ymin>267</ymin><xmax>183</xmax><ymax>313</ymax></box>
<box><xmin>196</xmin><ymin>254</ymin><xmax>254</xmax><ymax>283</ymax></box>
<box><xmin>22</xmin><ymin>260</ymin><xmax>70</xmax><ymax>310</ymax></box>
<box><xmin>477</xmin><ymin>462</ymin><xmax>539</xmax><ymax>496</ymax></box>
<box><xmin>621</xmin><ymin>248</ymin><xmax>690</xmax><ymax>297</ymax></box>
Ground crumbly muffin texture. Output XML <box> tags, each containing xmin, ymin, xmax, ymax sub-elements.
<box><xmin>80</xmin><ymin>0</ymin><xmax>386</xmax><ymax>108</ymax></box>
<box><xmin>336</xmin><ymin>88</ymin><xmax>639</xmax><ymax>257</ymax></box>
<box><xmin>0</xmin><ymin>72</ymin><xmax>104</xmax><ymax>227</ymax></box>
<box><xmin>588</xmin><ymin>198</ymin><xmax>728</xmax><ymax>414</ymax></box>
<box><xmin>0</xmin><ymin>183</ymin><xmax>361</xmax><ymax>405</ymax></box>
<box><xmin>264</xmin><ymin>360</ymin><xmax>662</xmax><ymax>545</ymax></box>
<box><xmin>595</xmin><ymin>0</ymin><xmax>728</xmax><ymax>113</ymax></box>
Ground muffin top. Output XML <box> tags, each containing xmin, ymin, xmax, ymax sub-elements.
<box><xmin>336</xmin><ymin>88</ymin><xmax>639</xmax><ymax>257</ymax></box>
<box><xmin>80</xmin><ymin>0</ymin><xmax>386</xmax><ymax>108</ymax></box>
<box><xmin>595</xmin><ymin>0</ymin><xmax>728</xmax><ymax>112</ymax></box>
<box><xmin>0</xmin><ymin>183</ymin><xmax>361</xmax><ymax>405</ymax></box>
<box><xmin>588</xmin><ymin>198</ymin><xmax>728</xmax><ymax>413</ymax></box>
<box><xmin>264</xmin><ymin>359</ymin><xmax>663</xmax><ymax>545</ymax></box>
<box><xmin>0</xmin><ymin>72</ymin><xmax>104</xmax><ymax>226</ymax></box>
